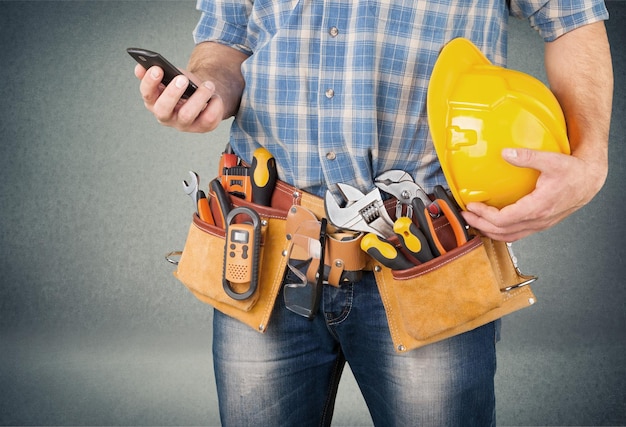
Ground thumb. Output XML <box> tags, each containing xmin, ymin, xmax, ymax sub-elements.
<box><xmin>501</xmin><ymin>148</ymin><xmax>535</xmax><ymax>166</ymax></box>
<box><xmin>502</xmin><ymin>148</ymin><xmax>561</xmax><ymax>173</ymax></box>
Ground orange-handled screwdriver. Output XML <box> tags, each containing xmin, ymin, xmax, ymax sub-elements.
<box><xmin>197</xmin><ymin>190</ymin><xmax>214</xmax><ymax>225</ymax></box>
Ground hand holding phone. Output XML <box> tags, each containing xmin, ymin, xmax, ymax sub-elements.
<box><xmin>127</xmin><ymin>47</ymin><xmax>198</xmax><ymax>99</ymax></box>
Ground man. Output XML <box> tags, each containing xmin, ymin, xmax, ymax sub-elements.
<box><xmin>135</xmin><ymin>0</ymin><xmax>612</xmax><ymax>425</ymax></box>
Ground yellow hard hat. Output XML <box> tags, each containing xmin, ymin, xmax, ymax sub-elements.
<box><xmin>427</xmin><ymin>38</ymin><xmax>570</xmax><ymax>210</ymax></box>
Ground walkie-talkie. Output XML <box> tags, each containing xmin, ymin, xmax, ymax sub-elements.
<box><xmin>223</xmin><ymin>207</ymin><xmax>261</xmax><ymax>300</ymax></box>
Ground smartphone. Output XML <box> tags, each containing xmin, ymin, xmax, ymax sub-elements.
<box><xmin>127</xmin><ymin>47</ymin><xmax>198</xmax><ymax>99</ymax></box>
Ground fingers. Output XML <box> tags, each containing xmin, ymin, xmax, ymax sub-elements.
<box><xmin>459</xmin><ymin>148</ymin><xmax>581</xmax><ymax>241</ymax></box>
<box><xmin>151</xmin><ymin>74</ymin><xmax>191</xmax><ymax>122</ymax></box>
<box><xmin>502</xmin><ymin>148</ymin><xmax>567</xmax><ymax>174</ymax></box>
<box><xmin>134</xmin><ymin>63</ymin><xmax>147</xmax><ymax>79</ymax></box>
<box><xmin>462</xmin><ymin>202</ymin><xmax>544</xmax><ymax>242</ymax></box>
<box><xmin>138</xmin><ymin>66</ymin><xmax>166</xmax><ymax>109</ymax></box>
<box><xmin>135</xmin><ymin>65</ymin><xmax>223</xmax><ymax>132</ymax></box>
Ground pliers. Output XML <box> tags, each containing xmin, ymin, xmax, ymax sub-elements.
<box><xmin>375</xmin><ymin>170</ymin><xmax>470</xmax><ymax>256</ymax></box>
<box><xmin>412</xmin><ymin>187</ymin><xmax>469</xmax><ymax>256</ymax></box>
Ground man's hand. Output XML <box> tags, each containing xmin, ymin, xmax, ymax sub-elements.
<box><xmin>461</xmin><ymin>147</ymin><xmax>607</xmax><ymax>242</ymax></box>
<box><xmin>463</xmin><ymin>21</ymin><xmax>612</xmax><ymax>242</ymax></box>
<box><xmin>135</xmin><ymin>64</ymin><xmax>225</xmax><ymax>133</ymax></box>
<box><xmin>134</xmin><ymin>42</ymin><xmax>248</xmax><ymax>133</ymax></box>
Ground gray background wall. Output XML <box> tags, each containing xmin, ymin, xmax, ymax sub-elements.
<box><xmin>0</xmin><ymin>1</ymin><xmax>624</xmax><ymax>426</ymax></box>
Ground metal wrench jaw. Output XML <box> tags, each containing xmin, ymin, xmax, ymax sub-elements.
<box><xmin>336</xmin><ymin>182</ymin><xmax>367</xmax><ymax>204</ymax></box>
<box><xmin>324</xmin><ymin>185</ymin><xmax>395</xmax><ymax>238</ymax></box>
<box><xmin>374</xmin><ymin>170</ymin><xmax>431</xmax><ymax>207</ymax></box>
<box><xmin>182</xmin><ymin>171</ymin><xmax>200</xmax><ymax>203</ymax></box>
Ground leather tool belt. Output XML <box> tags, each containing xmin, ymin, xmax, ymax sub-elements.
<box><xmin>170</xmin><ymin>178</ymin><xmax>538</xmax><ymax>352</ymax></box>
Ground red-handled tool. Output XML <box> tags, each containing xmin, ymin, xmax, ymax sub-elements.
<box><xmin>219</xmin><ymin>144</ymin><xmax>252</xmax><ymax>201</ymax></box>
<box><xmin>417</xmin><ymin>198</ymin><xmax>469</xmax><ymax>255</ymax></box>
<box><xmin>433</xmin><ymin>185</ymin><xmax>470</xmax><ymax>242</ymax></box>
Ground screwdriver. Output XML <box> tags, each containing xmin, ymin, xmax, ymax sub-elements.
<box><xmin>209</xmin><ymin>178</ymin><xmax>232</xmax><ymax>228</ymax></box>
<box><xmin>251</xmin><ymin>147</ymin><xmax>278</xmax><ymax>206</ymax></box>
<box><xmin>393</xmin><ymin>217</ymin><xmax>434</xmax><ymax>263</ymax></box>
<box><xmin>197</xmin><ymin>190</ymin><xmax>214</xmax><ymax>225</ymax></box>
<box><xmin>360</xmin><ymin>233</ymin><xmax>414</xmax><ymax>270</ymax></box>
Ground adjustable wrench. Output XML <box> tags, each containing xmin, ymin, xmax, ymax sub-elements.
<box><xmin>182</xmin><ymin>171</ymin><xmax>200</xmax><ymax>212</ymax></box>
<box><xmin>374</xmin><ymin>170</ymin><xmax>431</xmax><ymax>218</ymax></box>
<box><xmin>324</xmin><ymin>183</ymin><xmax>395</xmax><ymax>238</ymax></box>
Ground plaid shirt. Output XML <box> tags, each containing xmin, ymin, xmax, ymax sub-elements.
<box><xmin>194</xmin><ymin>0</ymin><xmax>608</xmax><ymax>197</ymax></box>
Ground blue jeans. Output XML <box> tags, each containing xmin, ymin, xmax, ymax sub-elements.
<box><xmin>213</xmin><ymin>271</ymin><xmax>498</xmax><ymax>427</ymax></box>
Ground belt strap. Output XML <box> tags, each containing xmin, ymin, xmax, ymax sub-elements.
<box><xmin>276</xmin><ymin>182</ymin><xmax>369</xmax><ymax>285</ymax></box>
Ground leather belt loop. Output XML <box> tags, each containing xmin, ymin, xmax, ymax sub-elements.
<box><xmin>327</xmin><ymin>259</ymin><xmax>345</xmax><ymax>287</ymax></box>
<box><xmin>277</xmin><ymin>180</ymin><xmax>370</xmax><ymax>284</ymax></box>
<box><xmin>324</xmin><ymin>232</ymin><xmax>367</xmax><ymax>286</ymax></box>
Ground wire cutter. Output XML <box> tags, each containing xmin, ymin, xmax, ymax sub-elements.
<box><xmin>412</xmin><ymin>190</ymin><xmax>469</xmax><ymax>256</ymax></box>
<box><xmin>375</xmin><ymin>170</ymin><xmax>469</xmax><ymax>256</ymax></box>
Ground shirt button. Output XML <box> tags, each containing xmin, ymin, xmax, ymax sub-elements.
<box><xmin>326</xmin><ymin>152</ymin><xmax>337</xmax><ymax>160</ymax></box>
<box><xmin>325</xmin><ymin>88</ymin><xmax>335</xmax><ymax>99</ymax></box>
<box><xmin>329</xmin><ymin>27</ymin><xmax>339</xmax><ymax>37</ymax></box>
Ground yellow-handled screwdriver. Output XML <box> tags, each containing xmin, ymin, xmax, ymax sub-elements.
<box><xmin>251</xmin><ymin>147</ymin><xmax>278</xmax><ymax>206</ymax></box>
<box><xmin>360</xmin><ymin>233</ymin><xmax>414</xmax><ymax>270</ymax></box>
<box><xmin>393</xmin><ymin>217</ymin><xmax>434</xmax><ymax>263</ymax></box>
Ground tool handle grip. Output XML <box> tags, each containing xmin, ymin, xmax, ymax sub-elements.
<box><xmin>411</xmin><ymin>198</ymin><xmax>442</xmax><ymax>257</ymax></box>
<box><xmin>434</xmin><ymin>185</ymin><xmax>470</xmax><ymax>242</ymax></box>
<box><xmin>393</xmin><ymin>217</ymin><xmax>434</xmax><ymax>263</ymax></box>
<box><xmin>251</xmin><ymin>147</ymin><xmax>278</xmax><ymax>206</ymax></box>
<box><xmin>209</xmin><ymin>179</ymin><xmax>231</xmax><ymax>228</ymax></box>
<box><xmin>434</xmin><ymin>199</ymin><xmax>469</xmax><ymax>248</ymax></box>
<box><xmin>361</xmin><ymin>233</ymin><xmax>414</xmax><ymax>270</ymax></box>
<box><xmin>197</xmin><ymin>191</ymin><xmax>214</xmax><ymax>226</ymax></box>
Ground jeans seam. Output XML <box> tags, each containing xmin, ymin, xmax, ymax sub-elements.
<box><xmin>319</xmin><ymin>349</ymin><xmax>346</xmax><ymax>427</ymax></box>
<box><xmin>324</xmin><ymin>283</ymin><xmax>354</xmax><ymax>327</ymax></box>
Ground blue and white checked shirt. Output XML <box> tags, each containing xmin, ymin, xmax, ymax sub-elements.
<box><xmin>194</xmin><ymin>0</ymin><xmax>608</xmax><ymax>197</ymax></box>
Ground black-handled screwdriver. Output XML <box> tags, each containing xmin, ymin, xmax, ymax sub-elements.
<box><xmin>393</xmin><ymin>217</ymin><xmax>434</xmax><ymax>263</ymax></box>
<box><xmin>360</xmin><ymin>233</ymin><xmax>414</xmax><ymax>270</ymax></box>
<box><xmin>251</xmin><ymin>147</ymin><xmax>278</xmax><ymax>206</ymax></box>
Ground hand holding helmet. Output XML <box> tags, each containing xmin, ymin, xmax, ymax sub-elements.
<box><xmin>427</xmin><ymin>38</ymin><xmax>571</xmax><ymax>211</ymax></box>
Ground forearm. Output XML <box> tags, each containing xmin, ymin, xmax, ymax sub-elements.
<box><xmin>187</xmin><ymin>41</ymin><xmax>248</xmax><ymax>119</ymax></box>
<box><xmin>544</xmin><ymin>21</ymin><xmax>613</xmax><ymax>185</ymax></box>
<box><xmin>461</xmin><ymin>21</ymin><xmax>613</xmax><ymax>241</ymax></box>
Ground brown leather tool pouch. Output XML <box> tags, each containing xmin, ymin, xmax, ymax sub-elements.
<box><xmin>374</xmin><ymin>233</ymin><xmax>538</xmax><ymax>352</ymax></box>
<box><xmin>173</xmin><ymin>196</ymin><xmax>291</xmax><ymax>333</ymax></box>
<box><xmin>171</xmin><ymin>179</ymin><xmax>357</xmax><ymax>333</ymax></box>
